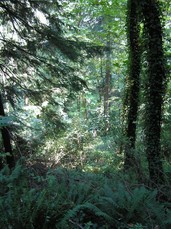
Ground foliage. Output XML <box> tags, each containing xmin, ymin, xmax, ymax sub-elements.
<box><xmin>0</xmin><ymin>162</ymin><xmax>171</xmax><ymax>229</ymax></box>
<box><xmin>0</xmin><ymin>0</ymin><xmax>171</xmax><ymax>228</ymax></box>
<box><xmin>0</xmin><ymin>116</ymin><xmax>13</xmax><ymax>127</ymax></box>
<box><xmin>0</xmin><ymin>0</ymin><xmax>100</xmax><ymax>157</ymax></box>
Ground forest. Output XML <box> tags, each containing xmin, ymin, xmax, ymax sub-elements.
<box><xmin>0</xmin><ymin>0</ymin><xmax>171</xmax><ymax>228</ymax></box>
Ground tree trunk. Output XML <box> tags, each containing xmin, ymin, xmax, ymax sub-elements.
<box><xmin>124</xmin><ymin>0</ymin><xmax>141</xmax><ymax>170</ymax></box>
<box><xmin>104</xmin><ymin>38</ymin><xmax>111</xmax><ymax>132</ymax></box>
<box><xmin>81</xmin><ymin>92</ymin><xmax>88</xmax><ymax>120</ymax></box>
<box><xmin>0</xmin><ymin>94</ymin><xmax>15</xmax><ymax>169</ymax></box>
<box><xmin>141</xmin><ymin>0</ymin><xmax>165</xmax><ymax>186</ymax></box>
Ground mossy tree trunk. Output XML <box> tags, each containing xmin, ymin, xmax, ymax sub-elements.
<box><xmin>124</xmin><ymin>0</ymin><xmax>141</xmax><ymax>170</ymax></box>
<box><xmin>141</xmin><ymin>0</ymin><xmax>165</xmax><ymax>186</ymax></box>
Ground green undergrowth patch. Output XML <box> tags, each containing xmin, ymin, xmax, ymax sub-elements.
<box><xmin>0</xmin><ymin>161</ymin><xmax>171</xmax><ymax>229</ymax></box>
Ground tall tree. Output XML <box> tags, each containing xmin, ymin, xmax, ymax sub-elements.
<box><xmin>104</xmin><ymin>35</ymin><xmax>112</xmax><ymax>133</ymax></box>
<box><xmin>124</xmin><ymin>0</ymin><xmax>141</xmax><ymax>170</ymax></box>
<box><xmin>0</xmin><ymin>0</ymin><xmax>100</xmax><ymax>162</ymax></box>
<box><xmin>141</xmin><ymin>0</ymin><xmax>166</xmax><ymax>186</ymax></box>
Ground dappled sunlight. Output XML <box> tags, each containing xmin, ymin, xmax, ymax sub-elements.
<box><xmin>0</xmin><ymin>0</ymin><xmax>171</xmax><ymax>228</ymax></box>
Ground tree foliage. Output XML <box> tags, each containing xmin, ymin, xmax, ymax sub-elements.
<box><xmin>0</xmin><ymin>0</ymin><xmax>171</xmax><ymax>227</ymax></box>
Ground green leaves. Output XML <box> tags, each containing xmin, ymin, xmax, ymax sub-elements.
<box><xmin>0</xmin><ymin>162</ymin><xmax>170</xmax><ymax>228</ymax></box>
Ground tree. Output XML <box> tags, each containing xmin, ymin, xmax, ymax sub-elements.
<box><xmin>69</xmin><ymin>0</ymin><xmax>127</xmax><ymax>137</ymax></box>
<box><xmin>141</xmin><ymin>0</ymin><xmax>166</xmax><ymax>186</ymax></box>
<box><xmin>123</xmin><ymin>0</ymin><xmax>166</xmax><ymax>185</ymax></box>
<box><xmin>0</xmin><ymin>0</ymin><xmax>95</xmax><ymax>166</ymax></box>
<box><xmin>104</xmin><ymin>25</ymin><xmax>112</xmax><ymax>132</ymax></box>
<box><xmin>124</xmin><ymin>0</ymin><xmax>141</xmax><ymax>170</ymax></box>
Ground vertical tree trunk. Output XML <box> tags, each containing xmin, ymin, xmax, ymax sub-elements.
<box><xmin>104</xmin><ymin>38</ymin><xmax>111</xmax><ymax>132</ymax></box>
<box><xmin>0</xmin><ymin>94</ymin><xmax>15</xmax><ymax>169</ymax></box>
<box><xmin>97</xmin><ymin>56</ymin><xmax>103</xmax><ymax>103</ymax></box>
<box><xmin>77</xmin><ymin>95</ymin><xmax>81</xmax><ymax>114</ymax></box>
<box><xmin>124</xmin><ymin>0</ymin><xmax>141</xmax><ymax>170</ymax></box>
<box><xmin>81</xmin><ymin>92</ymin><xmax>88</xmax><ymax>120</ymax></box>
<box><xmin>141</xmin><ymin>0</ymin><xmax>165</xmax><ymax>185</ymax></box>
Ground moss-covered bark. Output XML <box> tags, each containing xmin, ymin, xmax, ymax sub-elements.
<box><xmin>141</xmin><ymin>0</ymin><xmax>165</xmax><ymax>185</ymax></box>
<box><xmin>124</xmin><ymin>0</ymin><xmax>141</xmax><ymax>170</ymax></box>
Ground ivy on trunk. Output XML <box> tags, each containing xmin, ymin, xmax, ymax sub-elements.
<box><xmin>124</xmin><ymin>0</ymin><xmax>141</xmax><ymax>170</ymax></box>
<box><xmin>141</xmin><ymin>0</ymin><xmax>166</xmax><ymax>186</ymax></box>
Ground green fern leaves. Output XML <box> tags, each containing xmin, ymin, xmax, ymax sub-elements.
<box><xmin>0</xmin><ymin>163</ymin><xmax>170</xmax><ymax>229</ymax></box>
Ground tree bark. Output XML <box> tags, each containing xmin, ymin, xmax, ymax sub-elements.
<box><xmin>81</xmin><ymin>92</ymin><xmax>88</xmax><ymax>120</ymax></box>
<box><xmin>104</xmin><ymin>38</ymin><xmax>112</xmax><ymax>132</ymax></box>
<box><xmin>141</xmin><ymin>0</ymin><xmax>165</xmax><ymax>185</ymax></box>
<box><xmin>124</xmin><ymin>0</ymin><xmax>141</xmax><ymax>170</ymax></box>
<box><xmin>0</xmin><ymin>94</ymin><xmax>15</xmax><ymax>169</ymax></box>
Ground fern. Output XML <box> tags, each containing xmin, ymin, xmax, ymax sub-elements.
<box><xmin>97</xmin><ymin>183</ymin><xmax>167</xmax><ymax>228</ymax></box>
<box><xmin>57</xmin><ymin>202</ymin><xmax>112</xmax><ymax>228</ymax></box>
<box><xmin>0</xmin><ymin>163</ymin><xmax>170</xmax><ymax>229</ymax></box>
<box><xmin>164</xmin><ymin>209</ymin><xmax>171</xmax><ymax>226</ymax></box>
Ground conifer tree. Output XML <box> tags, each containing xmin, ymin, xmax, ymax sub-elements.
<box><xmin>0</xmin><ymin>0</ymin><xmax>94</xmax><ymax>167</ymax></box>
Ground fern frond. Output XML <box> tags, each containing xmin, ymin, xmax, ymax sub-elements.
<box><xmin>57</xmin><ymin>202</ymin><xmax>112</xmax><ymax>228</ymax></box>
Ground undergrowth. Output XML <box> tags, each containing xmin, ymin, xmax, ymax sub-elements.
<box><xmin>0</xmin><ymin>161</ymin><xmax>171</xmax><ymax>229</ymax></box>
